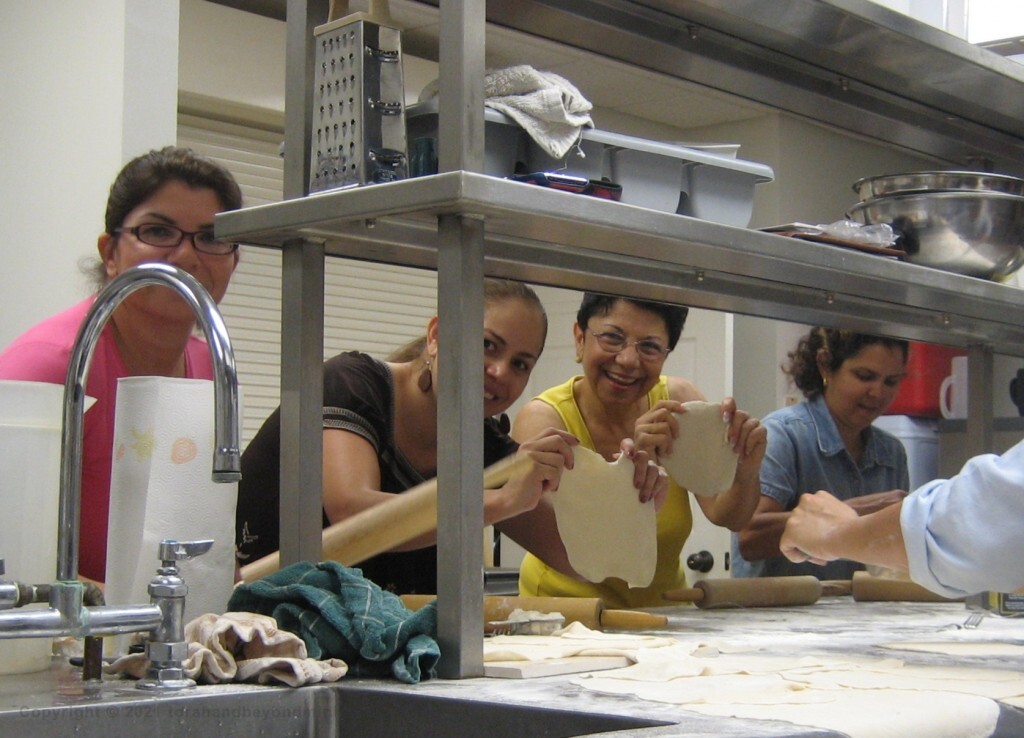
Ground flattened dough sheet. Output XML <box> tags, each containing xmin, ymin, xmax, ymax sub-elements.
<box><xmin>552</xmin><ymin>447</ymin><xmax>656</xmax><ymax>587</ymax></box>
<box><xmin>661</xmin><ymin>401</ymin><xmax>735</xmax><ymax>497</ymax></box>
<box><xmin>572</xmin><ymin>638</ymin><xmax>1024</xmax><ymax>738</ymax></box>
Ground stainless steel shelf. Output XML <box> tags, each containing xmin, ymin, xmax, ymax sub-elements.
<box><xmin>459</xmin><ymin>0</ymin><xmax>1024</xmax><ymax>174</ymax></box>
<box><xmin>217</xmin><ymin>171</ymin><xmax>1024</xmax><ymax>355</ymax></box>
<box><xmin>213</xmin><ymin>0</ymin><xmax>1024</xmax><ymax>173</ymax></box>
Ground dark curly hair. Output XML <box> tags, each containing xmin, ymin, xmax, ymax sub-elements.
<box><xmin>576</xmin><ymin>293</ymin><xmax>688</xmax><ymax>350</ymax></box>
<box><xmin>787</xmin><ymin>327</ymin><xmax>909</xmax><ymax>399</ymax></box>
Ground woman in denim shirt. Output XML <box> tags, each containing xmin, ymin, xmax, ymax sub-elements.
<box><xmin>732</xmin><ymin>328</ymin><xmax>910</xmax><ymax>579</ymax></box>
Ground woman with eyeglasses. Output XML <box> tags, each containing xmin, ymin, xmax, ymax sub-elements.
<box><xmin>0</xmin><ymin>146</ymin><xmax>242</xmax><ymax>584</ymax></box>
<box><xmin>731</xmin><ymin>327</ymin><xmax>910</xmax><ymax>580</ymax></box>
<box><xmin>511</xmin><ymin>293</ymin><xmax>766</xmax><ymax>608</ymax></box>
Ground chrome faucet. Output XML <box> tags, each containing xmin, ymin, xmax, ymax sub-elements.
<box><xmin>0</xmin><ymin>262</ymin><xmax>242</xmax><ymax>690</ymax></box>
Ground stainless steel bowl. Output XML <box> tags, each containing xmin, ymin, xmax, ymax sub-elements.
<box><xmin>848</xmin><ymin>190</ymin><xmax>1024</xmax><ymax>279</ymax></box>
<box><xmin>853</xmin><ymin>171</ymin><xmax>1024</xmax><ymax>201</ymax></box>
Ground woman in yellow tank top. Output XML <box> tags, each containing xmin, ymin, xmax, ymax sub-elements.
<box><xmin>513</xmin><ymin>293</ymin><xmax>767</xmax><ymax>608</ymax></box>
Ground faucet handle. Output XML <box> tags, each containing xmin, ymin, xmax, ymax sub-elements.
<box><xmin>157</xmin><ymin>539</ymin><xmax>214</xmax><ymax>566</ymax></box>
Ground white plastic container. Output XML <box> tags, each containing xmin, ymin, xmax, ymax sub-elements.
<box><xmin>0</xmin><ymin>380</ymin><xmax>65</xmax><ymax>674</ymax></box>
<box><xmin>526</xmin><ymin>128</ymin><xmax>774</xmax><ymax>227</ymax></box>
<box><xmin>873</xmin><ymin>415</ymin><xmax>939</xmax><ymax>492</ymax></box>
<box><xmin>405</xmin><ymin>101</ymin><xmax>528</xmax><ymax>177</ymax></box>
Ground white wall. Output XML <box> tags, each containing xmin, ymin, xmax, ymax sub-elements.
<box><xmin>0</xmin><ymin>1</ymin><xmax>179</xmax><ymax>349</ymax></box>
<box><xmin>179</xmin><ymin>0</ymin><xmax>286</xmax><ymax>112</ymax></box>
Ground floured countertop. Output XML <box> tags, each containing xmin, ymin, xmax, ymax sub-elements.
<box><xmin>3</xmin><ymin>598</ymin><xmax>1024</xmax><ymax>737</ymax></box>
<box><xmin>401</xmin><ymin>598</ymin><xmax>1024</xmax><ymax>737</ymax></box>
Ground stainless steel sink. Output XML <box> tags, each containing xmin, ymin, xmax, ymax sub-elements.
<box><xmin>0</xmin><ymin>664</ymin><xmax>672</xmax><ymax>738</ymax></box>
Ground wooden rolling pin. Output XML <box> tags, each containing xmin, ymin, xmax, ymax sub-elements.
<box><xmin>661</xmin><ymin>573</ymin><xmax>962</xmax><ymax>609</ymax></box>
<box><xmin>662</xmin><ymin>575</ymin><xmax>823</xmax><ymax>609</ymax></box>
<box><xmin>847</xmin><ymin>571</ymin><xmax>963</xmax><ymax>603</ymax></box>
<box><xmin>400</xmin><ymin>594</ymin><xmax>668</xmax><ymax>632</ymax></box>
<box><xmin>240</xmin><ymin>455</ymin><xmax>524</xmax><ymax>583</ymax></box>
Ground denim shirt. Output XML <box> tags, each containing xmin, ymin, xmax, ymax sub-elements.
<box><xmin>731</xmin><ymin>395</ymin><xmax>909</xmax><ymax>579</ymax></box>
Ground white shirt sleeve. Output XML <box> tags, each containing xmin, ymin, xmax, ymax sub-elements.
<box><xmin>901</xmin><ymin>439</ymin><xmax>1024</xmax><ymax>598</ymax></box>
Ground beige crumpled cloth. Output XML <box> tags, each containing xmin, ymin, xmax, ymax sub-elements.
<box><xmin>419</xmin><ymin>65</ymin><xmax>594</xmax><ymax>159</ymax></box>
<box><xmin>105</xmin><ymin>611</ymin><xmax>348</xmax><ymax>687</ymax></box>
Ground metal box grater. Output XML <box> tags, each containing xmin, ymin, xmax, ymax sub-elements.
<box><xmin>309</xmin><ymin>16</ymin><xmax>407</xmax><ymax>193</ymax></box>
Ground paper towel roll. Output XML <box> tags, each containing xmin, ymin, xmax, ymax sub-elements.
<box><xmin>104</xmin><ymin>378</ymin><xmax>239</xmax><ymax>647</ymax></box>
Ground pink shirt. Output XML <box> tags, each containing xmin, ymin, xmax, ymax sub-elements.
<box><xmin>0</xmin><ymin>297</ymin><xmax>214</xmax><ymax>581</ymax></box>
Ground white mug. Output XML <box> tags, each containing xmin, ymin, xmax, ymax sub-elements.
<box><xmin>939</xmin><ymin>356</ymin><xmax>968</xmax><ymax>419</ymax></box>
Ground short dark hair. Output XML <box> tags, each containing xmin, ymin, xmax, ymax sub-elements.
<box><xmin>787</xmin><ymin>327</ymin><xmax>909</xmax><ymax>399</ymax></box>
<box><xmin>576</xmin><ymin>293</ymin><xmax>688</xmax><ymax>350</ymax></box>
<box><xmin>104</xmin><ymin>146</ymin><xmax>242</xmax><ymax>234</ymax></box>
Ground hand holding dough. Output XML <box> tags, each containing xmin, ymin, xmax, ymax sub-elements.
<box><xmin>660</xmin><ymin>401</ymin><xmax>736</xmax><ymax>497</ymax></box>
<box><xmin>552</xmin><ymin>446</ymin><xmax>657</xmax><ymax>588</ymax></box>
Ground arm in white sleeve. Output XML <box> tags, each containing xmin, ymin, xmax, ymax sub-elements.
<box><xmin>901</xmin><ymin>440</ymin><xmax>1024</xmax><ymax>598</ymax></box>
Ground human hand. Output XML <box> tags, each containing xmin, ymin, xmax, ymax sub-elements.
<box><xmin>615</xmin><ymin>437</ymin><xmax>669</xmax><ymax>511</ymax></box>
<box><xmin>780</xmin><ymin>491</ymin><xmax>858</xmax><ymax>564</ymax></box>
<box><xmin>845</xmin><ymin>489</ymin><xmax>908</xmax><ymax>516</ymax></box>
<box><xmin>720</xmin><ymin>397</ymin><xmax>767</xmax><ymax>482</ymax></box>
<box><xmin>633</xmin><ymin>400</ymin><xmax>685</xmax><ymax>460</ymax></box>
<box><xmin>503</xmin><ymin>428</ymin><xmax>579</xmax><ymax>515</ymax></box>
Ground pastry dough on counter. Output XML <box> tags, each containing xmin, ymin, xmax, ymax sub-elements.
<box><xmin>572</xmin><ymin>638</ymin><xmax>1024</xmax><ymax>738</ymax></box>
<box><xmin>483</xmin><ymin>621</ymin><xmax>676</xmax><ymax>663</ymax></box>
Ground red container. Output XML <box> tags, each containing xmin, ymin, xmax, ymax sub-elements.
<box><xmin>884</xmin><ymin>342</ymin><xmax>966</xmax><ymax>418</ymax></box>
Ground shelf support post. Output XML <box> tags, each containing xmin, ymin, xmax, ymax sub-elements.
<box><xmin>436</xmin><ymin>214</ymin><xmax>486</xmax><ymax>678</ymax></box>
<box><xmin>278</xmin><ymin>0</ymin><xmax>329</xmax><ymax>566</ymax></box>
<box><xmin>965</xmin><ymin>344</ymin><xmax>995</xmax><ymax>459</ymax></box>
<box><xmin>433</xmin><ymin>0</ymin><xmax>487</xmax><ymax>679</ymax></box>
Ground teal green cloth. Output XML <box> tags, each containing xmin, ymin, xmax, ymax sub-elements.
<box><xmin>228</xmin><ymin>561</ymin><xmax>439</xmax><ymax>683</ymax></box>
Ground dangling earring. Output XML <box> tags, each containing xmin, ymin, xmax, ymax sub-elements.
<box><xmin>822</xmin><ymin>375</ymin><xmax>829</xmax><ymax>389</ymax></box>
<box><xmin>574</xmin><ymin>354</ymin><xmax>582</xmax><ymax>364</ymax></box>
<box><xmin>418</xmin><ymin>358</ymin><xmax>433</xmax><ymax>393</ymax></box>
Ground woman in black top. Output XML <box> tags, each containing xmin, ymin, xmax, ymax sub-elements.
<box><xmin>236</xmin><ymin>280</ymin><xmax>667</xmax><ymax>593</ymax></box>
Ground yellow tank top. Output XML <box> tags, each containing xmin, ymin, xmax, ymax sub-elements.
<box><xmin>518</xmin><ymin>376</ymin><xmax>693</xmax><ymax>608</ymax></box>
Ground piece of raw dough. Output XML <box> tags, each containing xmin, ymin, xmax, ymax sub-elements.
<box><xmin>660</xmin><ymin>401</ymin><xmax>735</xmax><ymax>497</ymax></box>
<box><xmin>484</xmin><ymin>621</ymin><xmax>676</xmax><ymax>662</ymax></box>
<box><xmin>573</xmin><ymin>643</ymin><xmax>1009</xmax><ymax>738</ymax></box>
<box><xmin>552</xmin><ymin>446</ymin><xmax>656</xmax><ymax>588</ymax></box>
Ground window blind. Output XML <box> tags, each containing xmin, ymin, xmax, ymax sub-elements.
<box><xmin>178</xmin><ymin>113</ymin><xmax>437</xmax><ymax>448</ymax></box>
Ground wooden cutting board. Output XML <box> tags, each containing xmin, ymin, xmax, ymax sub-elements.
<box><xmin>484</xmin><ymin>656</ymin><xmax>631</xmax><ymax>679</ymax></box>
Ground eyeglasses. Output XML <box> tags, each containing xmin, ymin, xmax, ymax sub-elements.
<box><xmin>113</xmin><ymin>224</ymin><xmax>238</xmax><ymax>256</ymax></box>
<box><xmin>589</xmin><ymin>331</ymin><xmax>670</xmax><ymax>361</ymax></box>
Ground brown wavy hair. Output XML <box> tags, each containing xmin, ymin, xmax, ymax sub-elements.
<box><xmin>386</xmin><ymin>279</ymin><xmax>548</xmax><ymax>362</ymax></box>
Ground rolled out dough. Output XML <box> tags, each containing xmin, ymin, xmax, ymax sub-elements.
<box><xmin>573</xmin><ymin>641</ymin><xmax>1014</xmax><ymax>738</ymax></box>
<box><xmin>552</xmin><ymin>446</ymin><xmax>657</xmax><ymax>588</ymax></box>
<box><xmin>660</xmin><ymin>401</ymin><xmax>736</xmax><ymax>497</ymax></box>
